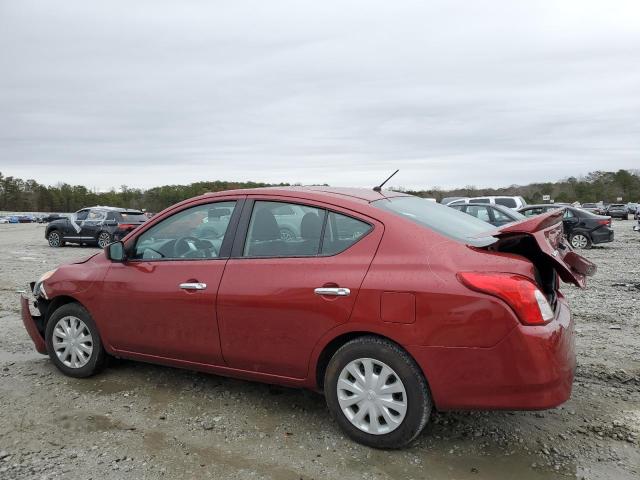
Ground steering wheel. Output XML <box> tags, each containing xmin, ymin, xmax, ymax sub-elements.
<box><xmin>174</xmin><ymin>236</ymin><xmax>203</xmax><ymax>258</ymax></box>
<box><xmin>174</xmin><ymin>236</ymin><xmax>219</xmax><ymax>258</ymax></box>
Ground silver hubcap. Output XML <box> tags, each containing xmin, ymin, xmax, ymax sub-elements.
<box><xmin>52</xmin><ymin>316</ymin><xmax>93</xmax><ymax>368</ymax></box>
<box><xmin>337</xmin><ymin>358</ymin><xmax>407</xmax><ymax>435</ymax></box>
<box><xmin>49</xmin><ymin>232</ymin><xmax>60</xmax><ymax>246</ymax></box>
<box><xmin>98</xmin><ymin>233</ymin><xmax>110</xmax><ymax>247</ymax></box>
<box><xmin>571</xmin><ymin>234</ymin><xmax>588</xmax><ymax>248</ymax></box>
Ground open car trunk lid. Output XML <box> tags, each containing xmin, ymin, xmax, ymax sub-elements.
<box><xmin>474</xmin><ymin>209</ymin><xmax>596</xmax><ymax>288</ymax></box>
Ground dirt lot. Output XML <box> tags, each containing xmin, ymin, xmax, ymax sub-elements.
<box><xmin>0</xmin><ymin>221</ymin><xmax>638</xmax><ymax>480</ymax></box>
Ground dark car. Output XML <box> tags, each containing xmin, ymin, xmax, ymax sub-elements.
<box><xmin>22</xmin><ymin>187</ymin><xmax>594</xmax><ymax>449</ymax></box>
<box><xmin>518</xmin><ymin>205</ymin><xmax>613</xmax><ymax>249</ymax></box>
<box><xmin>606</xmin><ymin>204</ymin><xmax>628</xmax><ymax>220</ymax></box>
<box><xmin>449</xmin><ymin>203</ymin><xmax>525</xmax><ymax>227</ymax></box>
<box><xmin>45</xmin><ymin>206</ymin><xmax>147</xmax><ymax>248</ymax></box>
<box><xmin>18</xmin><ymin>215</ymin><xmax>35</xmax><ymax>223</ymax></box>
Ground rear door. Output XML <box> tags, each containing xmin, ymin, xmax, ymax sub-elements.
<box><xmin>217</xmin><ymin>198</ymin><xmax>383</xmax><ymax>378</ymax></box>
<box><xmin>81</xmin><ymin>209</ymin><xmax>107</xmax><ymax>240</ymax></box>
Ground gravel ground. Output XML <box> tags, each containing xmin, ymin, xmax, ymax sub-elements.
<box><xmin>0</xmin><ymin>222</ymin><xmax>638</xmax><ymax>480</ymax></box>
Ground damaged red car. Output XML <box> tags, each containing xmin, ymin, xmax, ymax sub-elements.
<box><xmin>21</xmin><ymin>187</ymin><xmax>595</xmax><ymax>448</ymax></box>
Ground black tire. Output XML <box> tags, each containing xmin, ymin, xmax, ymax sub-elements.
<box><xmin>47</xmin><ymin>230</ymin><xmax>65</xmax><ymax>248</ymax></box>
<box><xmin>45</xmin><ymin>303</ymin><xmax>106</xmax><ymax>378</ymax></box>
<box><xmin>97</xmin><ymin>231</ymin><xmax>112</xmax><ymax>249</ymax></box>
<box><xmin>324</xmin><ymin>336</ymin><xmax>432</xmax><ymax>449</ymax></box>
<box><xmin>569</xmin><ymin>232</ymin><xmax>592</xmax><ymax>249</ymax></box>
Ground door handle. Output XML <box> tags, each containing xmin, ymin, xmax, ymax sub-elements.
<box><xmin>314</xmin><ymin>287</ymin><xmax>350</xmax><ymax>297</ymax></box>
<box><xmin>180</xmin><ymin>282</ymin><xmax>207</xmax><ymax>291</ymax></box>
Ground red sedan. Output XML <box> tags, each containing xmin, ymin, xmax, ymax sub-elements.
<box><xmin>21</xmin><ymin>187</ymin><xmax>594</xmax><ymax>448</ymax></box>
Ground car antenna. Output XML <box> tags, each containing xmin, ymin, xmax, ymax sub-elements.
<box><xmin>373</xmin><ymin>169</ymin><xmax>399</xmax><ymax>192</ymax></box>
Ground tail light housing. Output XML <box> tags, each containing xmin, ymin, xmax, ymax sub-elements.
<box><xmin>597</xmin><ymin>219</ymin><xmax>610</xmax><ymax>226</ymax></box>
<box><xmin>457</xmin><ymin>272</ymin><xmax>554</xmax><ymax>326</ymax></box>
<box><xmin>117</xmin><ymin>223</ymin><xmax>137</xmax><ymax>231</ymax></box>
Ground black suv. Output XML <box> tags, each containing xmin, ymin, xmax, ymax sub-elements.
<box><xmin>45</xmin><ymin>206</ymin><xmax>147</xmax><ymax>248</ymax></box>
<box><xmin>518</xmin><ymin>205</ymin><xmax>613</xmax><ymax>249</ymax></box>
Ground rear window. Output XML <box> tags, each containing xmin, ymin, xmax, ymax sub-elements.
<box><xmin>118</xmin><ymin>212</ymin><xmax>147</xmax><ymax>222</ymax></box>
<box><xmin>495</xmin><ymin>197</ymin><xmax>517</xmax><ymax>208</ymax></box>
<box><xmin>373</xmin><ymin>196</ymin><xmax>496</xmax><ymax>247</ymax></box>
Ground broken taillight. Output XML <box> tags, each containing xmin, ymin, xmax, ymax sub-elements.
<box><xmin>457</xmin><ymin>272</ymin><xmax>554</xmax><ymax>326</ymax></box>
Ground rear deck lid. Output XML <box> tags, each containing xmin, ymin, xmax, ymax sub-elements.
<box><xmin>474</xmin><ymin>209</ymin><xmax>596</xmax><ymax>288</ymax></box>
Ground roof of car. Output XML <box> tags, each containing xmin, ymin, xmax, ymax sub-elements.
<box><xmin>83</xmin><ymin>206</ymin><xmax>143</xmax><ymax>212</ymax></box>
<box><xmin>200</xmin><ymin>186</ymin><xmax>411</xmax><ymax>204</ymax></box>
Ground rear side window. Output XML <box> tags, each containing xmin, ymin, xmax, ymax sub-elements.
<box><xmin>321</xmin><ymin>212</ymin><xmax>372</xmax><ymax>255</ymax></box>
<box><xmin>469</xmin><ymin>198</ymin><xmax>490</xmax><ymax>204</ymax></box>
<box><xmin>373</xmin><ymin>196</ymin><xmax>496</xmax><ymax>247</ymax></box>
<box><xmin>495</xmin><ymin>197</ymin><xmax>517</xmax><ymax>208</ymax></box>
<box><xmin>243</xmin><ymin>201</ymin><xmax>326</xmax><ymax>257</ymax></box>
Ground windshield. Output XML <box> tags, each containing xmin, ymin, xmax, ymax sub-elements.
<box><xmin>373</xmin><ymin>196</ymin><xmax>497</xmax><ymax>247</ymax></box>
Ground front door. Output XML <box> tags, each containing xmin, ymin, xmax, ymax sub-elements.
<box><xmin>217</xmin><ymin>199</ymin><xmax>382</xmax><ymax>378</ymax></box>
<box><xmin>97</xmin><ymin>199</ymin><xmax>242</xmax><ymax>365</ymax></box>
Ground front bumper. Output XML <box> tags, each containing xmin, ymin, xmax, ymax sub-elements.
<box><xmin>408</xmin><ymin>295</ymin><xmax>575</xmax><ymax>411</ymax></box>
<box><xmin>20</xmin><ymin>295</ymin><xmax>47</xmax><ymax>355</ymax></box>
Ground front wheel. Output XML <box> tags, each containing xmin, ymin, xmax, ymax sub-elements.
<box><xmin>569</xmin><ymin>232</ymin><xmax>592</xmax><ymax>249</ymax></box>
<box><xmin>324</xmin><ymin>336</ymin><xmax>432</xmax><ymax>449</ymax></box>
<box><xmin>45</xmin><ymin>303</ymin><xmax>106</xmax><ymax>378</ymax></box>
<box><xmin>97</xmin><ymin>231</ymin><xmax>112</xmax><ymax>248</ymax></box>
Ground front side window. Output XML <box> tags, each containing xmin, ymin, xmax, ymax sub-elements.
<box><xmin>243</xmin><ymin>201</ymin><xmax>326</xmax><ymax>257</ymax></box>
<box><xmin>132</xmin><ymin>201</ymin><xmax>236</xmax><ymax>260</ymax></box>
<box><xmin>75</xmin><ymin>210</ymin><xmax>89</xmax><ymax>221</ymax></box>
<box><xmin>86</xmin><ymin>210</ymin><xmax>106</xmax><ymax>222</ymax></box>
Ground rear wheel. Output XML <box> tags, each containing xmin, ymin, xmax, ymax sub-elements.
<box><xmin>47</xmin><ymin>230</ymin><xmax>64</xmax><ymax>248</ymax></box>
<box><xmin>45</xmin><ymin>303</ymin><xmax>105</xmax><ymax>378</ymax></box>
<box><xmin>570</xmin><ymin>232</ymin><xmax>591</xmax><ymax>249</ymax></box>
<box><xmin>97</xmin><ymin>231</ymin><xmax>112</xmax><ymax>248</ymax></box>
<box><xmin>324</xmin><ymin>336</ymin><xmax>432</xmax><ymax>449</ymax></box>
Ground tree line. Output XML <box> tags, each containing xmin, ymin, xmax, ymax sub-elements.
<box><xmin>400</xmin><ymin>169</ymin><xmax>640</xmax><ymax>204</ymax></box>
<box><xmin>1</xmin><ymin>169</ymin><xmax>639</xmax><ymax>214</ymax></box>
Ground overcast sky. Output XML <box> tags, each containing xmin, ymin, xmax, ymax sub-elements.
<box><xmin>1</xmin><ymin>0</ymin><xmax>639</xmax><ymax>191</ymax></box>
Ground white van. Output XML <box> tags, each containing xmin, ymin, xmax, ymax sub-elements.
<box><xmin>445</xmin><ymin>196</ymin><xmax>527</xmax><ymax>210</ymax></box>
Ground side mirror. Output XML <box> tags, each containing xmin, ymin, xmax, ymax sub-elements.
<box><xmin>106</xmin><ymin>241</ymin><xmax>126</xmax><ymax>262</ymax></box>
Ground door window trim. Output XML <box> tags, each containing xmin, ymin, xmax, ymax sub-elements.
<box><xmin>230</xmin><ymin>198</ymin><xmax>374</xmax><ymax>259</ymax></box>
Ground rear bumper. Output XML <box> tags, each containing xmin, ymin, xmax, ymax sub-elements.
<box><xmin>591</xmin><ymin>227</ymin><xmax>614</xmax><ymax>244</ymax></box>
<box><xmin>408</xmin><ymin>296</ymin><xmax>575</xmax><ymax>411</ymax></box>
<box><xmin>20</xmin><ymin>295</ymin><xmax>47</xmax><ymax>355</ymax></box>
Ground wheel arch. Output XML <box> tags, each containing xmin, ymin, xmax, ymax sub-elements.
<box><xmin>313</xmin><ymin>330</ymin><xmax>427</xmax><ymax>393</ymax></box>
<box><xmin>43</xmin><ymin>295</ymin><xmax>83</xmax><ymax>326</ymax></box>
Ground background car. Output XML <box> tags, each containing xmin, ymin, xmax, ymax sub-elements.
<box><xmin>580</xmin><ymin>203</ymin><xmax>601</xmax><ymax>214</ymax></box>
<box><xmin>0</xmin><ymin>217</ymin><xmax>9</xmax><ymax>224</ymax></box>
<box><xmin>626</xmin><ymin>202</ymin><xmax>638</xmax><ymax>214</ymax></box>
<box><xmin>605</xmin><ymin>204</ymin><xmax>628</xmax><ymax>219</ymax></box>
<box><xmin>449</xmin><ymin>202</ymin><xmax>525</xmax><ymax>227</ymax></box>
<box><xmin>45</xmin><ymin>206</ymin><xmax>147</xmax><ymax>248</ymax></box>
<box><xmin>445</xmin><ymin>196</ymin><xmax>527</xmax><ymax>209</ymax></box>
<box><xmin>518</xmin><ymin>205</ymin><xmax>613</xmax><ymax>248</ymax></box>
